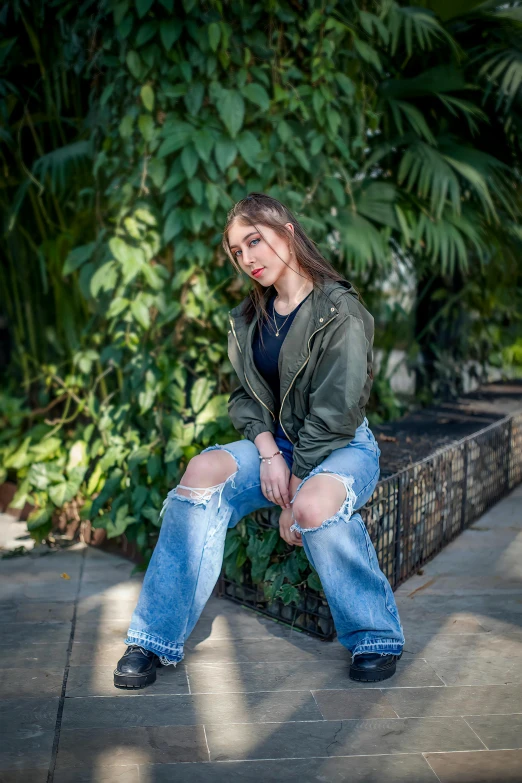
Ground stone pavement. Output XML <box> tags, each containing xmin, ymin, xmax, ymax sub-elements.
<box><xmin>0</xmin><ymin>483</ymin><xmax>521</xmax><ymax>782</ymax></box>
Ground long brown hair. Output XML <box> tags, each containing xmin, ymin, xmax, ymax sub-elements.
<box><xmin>222</xmin><ymin>193</ymin><xmax>361</xmax><ymax>348</ymax></box>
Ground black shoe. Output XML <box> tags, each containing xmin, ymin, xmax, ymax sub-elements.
<box><xmin>349</xmin><ymin>651</ymin><xmax>403</xmax><ymax>682</ymax></box>
<box><xmin>113</xmin><ymin>645</ymin><xmax>161</xmax><ymax>690</ymax></box>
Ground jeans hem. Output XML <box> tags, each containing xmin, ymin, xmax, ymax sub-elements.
<box><xmin>351</xmin><ymin>639</ymin><xmax>404</xmax><ymax>659</ymax></box>
<box><xmin>125</xmin><ymin>630</ymin><xmax>184</xmax><ymax>665</ymax></box>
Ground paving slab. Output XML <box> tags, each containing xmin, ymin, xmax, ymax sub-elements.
<box><xmin>0</xmin><ymin>735</ymin><xmax>55</xmax><ymax>773</ymax></box>
<box><xmin>61</xmin><ymin>690</ymin><xmax>323</xmax><ymax>730</ymax></box>
<box><xmin>419</xmin><ymin>653</ymin><xmax>522</xmax><ymax>686</ymax></box>
<box><xmin>0</xmin><ymin>697</ymin><xmax>59</xmax><ymax>737</ymax></box>
<box><xmin>54</xmin><ymin>769</ymin><xmax>139</xmax><ymax>783</ymax></box>
<box><xmin>65</xmin><ymin>664</ymin><xmax>190</xmax><ymax>698</ymax></box>
<box><xmin>204</xmin><ymin>716</ymin><xmax>484</xmax><ymax>760</ymax></box>
<box><xmin>424</xmin><ymin>748</ymin><xmax>522</xmax><ymax>782</ymax></box>
<box><xmin>0</xmin><ymin>622</ymin><xmax>72</xmax><ymax>647</ymax></box>
<box><xmin>0</xmin><ymin>668</ymin><xmax>64</xmax><ymax>699</ymax></box>
<box><xmin>73</xmin><ymin>609</ymin><xmax>294</xmax><ymax>642</ymax></box>
<box><xmin>463</xmin><ymin>712</ymin><xmax>522</xmax><ymax>750</ymax></box>
<box><xmin>57</xmin><ymin>756</ymin><xmax>438</xmax><ymax>783</ymax></box>
<box><xmin>382</xmin><ymin>683</ymin><xmax>522</xmax><ymax>717</ymax></box>
<box><xmin>0</xmin><ymin>602</ymin><xmax>74</xmax><ymax>623</ymax></box>
<box><xmin>185</xmin><ymin>658</ymin><xmax>443</xmax><ymax>693</ymax></box>
<box><xmin>55</xmin><ymin>725</ymin><xmax>209</xmax><ymax>768</ymax></box>
<box><xmin>0</xmin><ymin>645</ymin><xmax>68</xmax><ymax>671</ymax></box>
<box><xmin>182</xmin><ymin>635</ymin><xmax>350</xmax><ymax>664</ymax></box>
<box><xmin>311</xmin><ymin>688</ymin><xmax>398</xmax><ymax>719</ymax></box>
<box><xmin>0</xmin><ymin>769</ymin><xmax>49</xmax><ymax>783</ymax></box>
<box><xmin>403</xmin><ymin>632</ymin><xmax>522</xmax><ymax>658</ymax></box>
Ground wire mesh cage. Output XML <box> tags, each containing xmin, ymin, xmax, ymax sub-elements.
<box><xmin>217</xmin><ymin>410</ymin><xmax>522</xmax><ymax>640</ymax></box>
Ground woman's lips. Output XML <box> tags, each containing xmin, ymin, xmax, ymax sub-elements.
<box><xmin>252</xmin><ymin>268</ymin><xmax>264</xmax><ymax>277</ymax></box>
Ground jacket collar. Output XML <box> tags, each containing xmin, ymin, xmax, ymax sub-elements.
<box><xmin>229</xmin><ymin>279</ymin><xmax>355</xmax><ymax>416</ymax></box>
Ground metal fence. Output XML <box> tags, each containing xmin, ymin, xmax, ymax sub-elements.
<box><xmin>218</xmin><ymin>410</ymin><xmax>522</xmax><ymax>640</ymax></box>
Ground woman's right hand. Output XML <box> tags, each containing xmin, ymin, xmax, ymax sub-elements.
<box><xmin>260</xmin><ymin>454</ymin><xmax>291</xmax><ymax>508</ymax></box>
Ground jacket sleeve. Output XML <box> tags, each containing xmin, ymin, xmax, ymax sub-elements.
<box><xmin>291</xmin><ymin>313</ymin><xmax>370</xmax><ymax>480</ymax></box>
<box><xmin>227</xmin><ymin>383</ymin><xmax>274</xmax><ymax>443</ymax></box>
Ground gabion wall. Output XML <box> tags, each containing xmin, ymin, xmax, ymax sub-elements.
<box><xmin>218</xmin><ymin>411</ymin><xmax>522</xmax><ymax>640</ymax></box>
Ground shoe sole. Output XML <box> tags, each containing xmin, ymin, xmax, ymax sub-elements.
<box><xmin>113</xmin><ymin>667</ymin><xmax>157</xmax><ymax>690</ymax></box>
<box><xmin>349</xmin><ymin>652</ymin><xmax>403</xmax><ymax>683</ymax></box>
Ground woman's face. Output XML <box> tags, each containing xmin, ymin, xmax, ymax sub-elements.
<box><xmin>227</xmin><ymin>220</ymin><xmax>294</xmax><ymax>287</ymax></box>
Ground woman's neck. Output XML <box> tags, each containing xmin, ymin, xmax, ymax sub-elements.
<box><xmin>272</xmin><ymin>276</ymin><xmax>314</xmax><ymax>312</ymax></box>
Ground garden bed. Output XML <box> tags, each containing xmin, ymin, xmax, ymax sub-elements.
<box><xmin>374</xmin><ymin>381</ymin><xmax>522</xmax><ymax>477</ymax></box>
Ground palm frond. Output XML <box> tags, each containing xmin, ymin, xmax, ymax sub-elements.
<box><xmin>438</xmin><ymin>138</ymin><xmax>517</xmax><ymax>220</ymax></box>
<box><xmin>420</xmin><ymin>0</ymin><xmax>491</xmax><ymax>23</ymax></box>
<box><xmin>398</xmin><ymin>141</ymin><xmax>462</xmax><ymax>218</ymax></box>
<box><xmin>381</xmin><ymin>1</ymin><xmax>459</xmax><ymax>57</ymax></box>
<box><xmin>353</xmin><ymin>181</ymin><xmax>399</xmax><ymax>229</ymax></box>
<box><xmin>32</xmin><ymin>139</ymin><xmax>93</xmax><ymax>195</ymax></box>
<box><xmin>413</xmin><ymin>207</ymin><xmax>485</xmax><ymax>275</ymax></box>
<box><xmin>477</xmin><ymin>48</ymin><xmax>522</xmax><ymax>112</ymax></box>
<box><xmin>387</xmin><ymin>99</ymin><xmax>437</xmax><ymax>144</ymax></box>
<box><xmin>437</xmin><ymin>96</ymin><xmax>487</xmax><ymax>135</ymax></box>
<box><xmin>379</xmin><ymin>64</ymin><xmax>467</xmax><ymax>100</ymax></box>
<box><xmin>336</xmin><ymin>210</ymin><xmax>393</xmax><ymax>274</ymax></box>
<box><xmin>6</xmin><ymin>179</ymin><xmax>31</xmax><ymax>232</ymax></box>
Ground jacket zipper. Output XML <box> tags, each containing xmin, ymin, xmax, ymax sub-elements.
<box><xmin>229</xmin><ymin>316</ymin><xmax>275</xmax><ymax>421</ymax></box>
<box><xmin>278</xmin><ymin>313</ymin><xmax>339</xmax><ymax>444</ymax></box>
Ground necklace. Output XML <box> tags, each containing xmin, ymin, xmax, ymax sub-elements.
<box><xmin>270</xmin><ymin>306</ymin><xmax>292</xmax><ymax>338</ymax></box>
<box><xmin>270</xmin><ymin>282</ymin><xmax>312</xmax><ymax>337</ymax></box>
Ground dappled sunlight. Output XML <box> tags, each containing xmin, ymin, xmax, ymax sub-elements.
<box><xmin>78</xmin><ymin>580</ymin><xmax>143</xmax><ymax>613</ymax></box>
<box><xmin>90</xmin><ymin>745</ymin><xmax>151</xmax><ymax>771</ymax></box>
<box><xmin>187</xmin><ymin>613</ymin><xmax>337</xmax><ymax>761</ymax></box>
<box><xmin>495</xmin><ymin>533</ymin><xmax>522</xmax><ymax>579</ymax></box>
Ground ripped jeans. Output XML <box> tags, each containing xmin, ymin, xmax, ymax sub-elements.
<box><xmin>125</xmin><ymin>417</ymin><xmax>405</xmax><ymax>664</ymax></box>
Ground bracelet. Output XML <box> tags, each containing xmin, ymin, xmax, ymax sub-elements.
<box><xmin>259</xmin><ymin>449</ymin><xmax>283</xmax><ymax>465</ymax></box>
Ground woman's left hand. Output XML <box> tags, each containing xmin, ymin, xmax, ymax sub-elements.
<box><xmin>279</xmin><ymin>507</ymin><xmax>303</xmax><ymax>547</ymax></box>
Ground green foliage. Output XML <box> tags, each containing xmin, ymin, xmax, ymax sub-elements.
<box><xmin>223</xmin><ymin>516</ymin><xmax>322</xmax><ymax>605</ymax></box>
<box><xmin>1</xmin><ymin>0</ymin><xmax>521</xmax><ymax>603</ymax></box>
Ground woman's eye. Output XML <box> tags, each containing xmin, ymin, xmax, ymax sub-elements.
<box><xmin>235</xmin><ymin>238</ymin><xmax>259</xmax><ymax>258</ymax></box>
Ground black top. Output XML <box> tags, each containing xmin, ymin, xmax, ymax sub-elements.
<box><xmin>252</xmin><ymin>290</ymin><xmax>312</xmax><ymax>418</ymax></box>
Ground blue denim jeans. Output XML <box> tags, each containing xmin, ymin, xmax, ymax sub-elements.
<box><xmin>125</xmin><ymin>417</ymin><xmax>405</xmax><ymax>664</ymax></box>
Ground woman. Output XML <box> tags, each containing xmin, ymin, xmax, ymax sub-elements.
<box><xmin>114</xmin><ymin>193</ymin><xmax>405</xmax><ymax>690</ymax></box>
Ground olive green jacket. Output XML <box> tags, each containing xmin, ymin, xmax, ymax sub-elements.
<box><xmin>227</xmin><ymin>278</ymin><xmax>374</xmax><ymax>480</ymax></box>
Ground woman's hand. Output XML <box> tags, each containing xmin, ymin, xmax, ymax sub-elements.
<box><xmin>279</xmin><ymin>506</ymin><xmax>303</xmax><ymax>547</ymax></box>
<box><xmin>260</xmin><ymin>454</ymin><xmax>291</xmax><ymax>508</ymax></box>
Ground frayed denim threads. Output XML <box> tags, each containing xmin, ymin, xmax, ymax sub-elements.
<box><xmin>124</xmin><ymin>629</ymin><xmax>183</xmax><ymax>665</ymax></box>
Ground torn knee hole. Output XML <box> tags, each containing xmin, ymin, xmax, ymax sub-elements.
<box><xmin>291</xmin><ymin>469</ymin><xmax>353</xmax><ymax>504</ymax></box>
<box><xmin>173</xmin><ymin>471</ymin><xmax>238</xmax><ymax>512</ymax></box>
<box><xmin>289</xmin><ymin>471</ymin><xmax>357</xmax><ymax>535</ymax></box>
<box><xmin>173</xmin><ymin>445</ymin><xmax>240</xmax><ymax>509</ymax></box>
